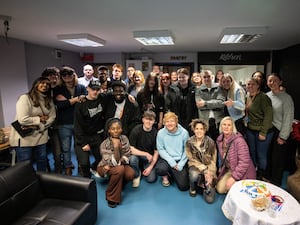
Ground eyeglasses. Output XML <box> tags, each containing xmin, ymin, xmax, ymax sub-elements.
<box><xmin>202</xmin><ymin>76</ymin><xmax>211</xmax><ymax>79</ymax></box>
<box><xmin>61</xmin><ymin>70</ymin><xmax>74</xmax><ymax>77</ymax></box>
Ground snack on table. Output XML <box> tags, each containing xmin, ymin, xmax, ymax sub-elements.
<box><xmin>251</xmin><ymin>195</ymin><xmax>269</xmax><ymax>211</ymax></box>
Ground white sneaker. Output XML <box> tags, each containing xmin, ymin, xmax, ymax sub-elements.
<box><xmin>90</xmin><ymin>168</ymin><xmax>100</xmax><ymax>178</ymax></box>
<box><xmin>132</xmin><ymin>172</ymin><xmax>141</xmax><ymax>188</ymax></box>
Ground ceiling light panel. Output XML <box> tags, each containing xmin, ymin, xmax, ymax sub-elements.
<box><xmin>133</xmin><ymin>30</ymin><xmax>175</xmax><ymax>46</ymax></box>
<box><xmin>220</xmin><ymin>27</ymin><xmax>267</xmax><ymax>44</ymax></box>
<box><xmin>57</xmin><ymin>33</ymin><xmax>105</xmax><ymax>47</ymax></box>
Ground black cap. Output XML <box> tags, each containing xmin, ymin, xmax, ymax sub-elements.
<box><xmin>88</xmin><ymin>80</ymin><xmax>101</xmax><ymax>90</ymax></box>
<box><xmin>111</xmin><ymin>80</ymin><xmax>126</xmax><ymax>90</ymax></box>
<box><xmin>98</xmin><ymin>65</ymin><xmax>108</xmax><ymax>71</ymax></box>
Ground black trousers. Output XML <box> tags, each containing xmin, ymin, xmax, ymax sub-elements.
<box><xmin>269</xmin><ymin>127</ymin><xmax>288</xmax><ymax>186</ymax></box>
<box><xmin>155</xmin><ymin>157</ymin><xmax>189</xmax><ymax>191</ymax></box>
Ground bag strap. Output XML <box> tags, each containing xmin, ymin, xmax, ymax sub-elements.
<box><xmin>219</xmin><ymin>140</ymin><xmax>233</xmax><ymax>169</ymax></box>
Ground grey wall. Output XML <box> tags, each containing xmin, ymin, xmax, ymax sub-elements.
<box><xmin>0</xmin><ymin>37</ymin><xmax>28</xmax><ymax>127</ymax></box>
<box><xmin>25</xmin><ymin>43</ymin><xmax>81</xmax><ymax>86</ymax></box>
<box><xmin>0</xmin><ymin>38</ymin><xmax>81</xmax><ymax>127</ymax></box>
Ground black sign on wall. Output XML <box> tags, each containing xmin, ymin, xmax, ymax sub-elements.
<box><xmin>198</xmin><ymin>51</ymin><xmax>270</xmax><ymax>65</ymax></box>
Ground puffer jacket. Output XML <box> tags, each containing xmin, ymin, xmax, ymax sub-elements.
<box><xmin>216</xmin><ymin>132</ymin><xmax>256</xmax><ymax>180</ymax></box>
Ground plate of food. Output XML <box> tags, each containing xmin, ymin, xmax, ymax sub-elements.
<box><xmin>251</xmin><ymin>195</ymin><xmax>269</xmax><ymax>211</ymax></box>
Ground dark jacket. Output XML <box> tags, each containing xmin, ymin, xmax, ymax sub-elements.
<box><xmin>74</xmin><ymin>94</ymin><xmax>107</xmax><ymax>147</ymax></box>
<box><xmin>104</xmin><ymin>95</ymin><xmax>141</xmax><ymax>136</ymax></box>
<box><xmin>53</xmin><ymin>84</ymin><xmax>87</xmax><ymax>125</ymax></box>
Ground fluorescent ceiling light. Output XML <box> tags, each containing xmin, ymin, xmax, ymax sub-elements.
<box><xmin>57</xmin><ymin>33</ymin><xmax>105</xmax><ymax>47</ymax></box>
<box><xmin>220</xmin><ymin>27</ymin><xmax>267</xmax><ymax>44</ymax></box>
<box><xmin>133</xmin><ymin>30</ymin><xmax>175</xmax><ymax>45</ymax></box>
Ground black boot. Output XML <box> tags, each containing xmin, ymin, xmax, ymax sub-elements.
<box><xmin>79</xmin><ymin>165</ymin><xmax>91</xmax><ymax>178</ymax></box>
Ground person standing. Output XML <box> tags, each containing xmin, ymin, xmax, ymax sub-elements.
<box><xmin>245</xmin><ymin>78</ymin><xmax>273</xmax><ymax>180</ymax></box>
<box><xmin>127</xmin><ymin>70</ymin><xmax>145</xmax><ymax>98</ymax></box>
<box><xmin>196</xmin><ymin>70</ymin><xmax>226</xmax><ymax>141</ymax></box>
<box><xmin>176</xmin><ymin>68</ymin><xmax>193</xmax><ymax>130</ymax></box>
<box><xmin>220</xmin><ymin>73</ymin><xmax>246</xmax><ymax>135</ymax></box>
<box><xmin>252</xmin><ymin>71</ymin><xmax>269</xmax><ymax>93</ymax></box>
<box><xmin>111</xmin><ymin>64</ymin><xmax>126</xmax><ymax>85</ymax></box>
<box><xmin>137</xmin><ymin>74</ymin><xmax>164</xmax><ymax>130</ymax></box>
<box><xmin>10</xmin><ymin>77</ymin><xmax>56</xmax><ymax>171</ymax></box>
<box><xmin>78</xmin><ymin>64</ymin><xmax>98</xmax><ymax>87</ymax></box>
<box><xmin>156</xmin><ymin>112</ymin><xmax>189</xmax><ymax>191</ymax></box>
<box><xmin>170</xmin><ymin>71</ymin><xmax>178</xmax><ymax>85</ymax></box>
<box><xmin>41</xmin><ymin>66</ymin><xmax>62</xmax><ymax>173</ymax></box>
<box><xmin>159</xmin><ymin>72</ymin><xmax>179</xmax><ymax>115</ymax></box>
<box><xmin>214</xmin><ymin>70</ymin><xmax>224</xmax><ymax>84</ymax></box>
<box><xmin>96</xmin><ymin>65</ymin><xmax>111</xmax><ymax>93</ymax></box>
<box><xmin>74</xmin><ymin>80</ymin><xmax>107</xmax><ymax>178</ymax></box>
<box><xmin>266</xmin><ymin>73</ymin><xmax>294</xmax><ymax>186</ymax></box>
<box><xmin>53</xmin><ymin>66</ymin><xmax>87</xmax><ymax>175</ymax></box>
<box><xmin>104</xmin><ymin>81</ymin><xmax>141</xmax><ymax>136</ymax></box>
<box><xmin>125</xmin><ymin>66</ymin><xmax>135</xmax><ymax>87</ymax></box>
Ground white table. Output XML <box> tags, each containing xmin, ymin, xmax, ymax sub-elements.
<box><xmin>222</xmin><ymin>179</ymin><xmax>300</xmax><ymax>225</ymax></box>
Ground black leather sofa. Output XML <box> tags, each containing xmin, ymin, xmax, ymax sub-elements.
<box><xmin>0</xmin><ymin>161</ymin><xmax>97</xmax><ymax>225</ymax></box>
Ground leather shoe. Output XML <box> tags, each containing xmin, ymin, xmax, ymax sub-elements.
<box><xmin>65</xmin><ymin>167</ymin><xmax>72</xmax><ymax>176</ymax></box>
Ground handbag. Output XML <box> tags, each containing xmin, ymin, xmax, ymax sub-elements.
<box><xmin>11</xmin><ymin>120</ymin><xmax>34</xmax><ymax>137</ymax></box>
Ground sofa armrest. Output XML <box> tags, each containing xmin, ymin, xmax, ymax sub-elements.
<box><xmin>36</xmin><ymin>172</ymin><xmax>97</xmax><ymax>204</ymax></box>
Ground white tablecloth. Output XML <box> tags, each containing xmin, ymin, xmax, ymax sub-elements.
<box><xmin>222</xmin><ymin>179</ymin><xmax>300</xmax><ymax>225</ymax></box>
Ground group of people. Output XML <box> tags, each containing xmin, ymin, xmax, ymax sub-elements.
<box><xmin>9</xmin><ymin>64</ymin><xmax>295</xmax><ymax>208</ymax></box>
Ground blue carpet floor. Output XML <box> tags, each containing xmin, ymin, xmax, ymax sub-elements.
<box><xmin>93</xmin><ymin>175</ymin><xmax>231</xmax><ymax>225</ymax></box>
<box><xmin>47</xmin><ymin>152</ymin><xmax>289</xmax><ymax>225</ymax></box>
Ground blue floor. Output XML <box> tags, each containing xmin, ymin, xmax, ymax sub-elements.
<box><xmin>93</xmin><ymin>176</ymin><xmax>231</xmax><ymax>225</ymax></box>
<box><xmin>47</xmin><ymin>152</ymin><xmax>289</xmax><ymax>225</ymax></box>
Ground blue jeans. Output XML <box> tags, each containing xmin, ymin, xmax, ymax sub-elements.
<box><xmin>16</xmin><ymin>144</ymin><xmax>47</xmax><ymax>171</ymax></box>
<box><xmin>129</xmin><ymin>155</ymin><xmax>157</xmax><ymax>183</ymax></box>
<box><xmin>58</xmin><ymin>124</ymin><xmax>74</xmax><ymax>168</ymax></box>
<box><xmin>246</xmin><ymin>129</ymin><xmax>273</xmax><ymax>171</ymax></box>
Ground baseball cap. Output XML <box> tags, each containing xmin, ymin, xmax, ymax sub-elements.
<box><xmin>98</xmin><ymin>65</ymin><xmax>108</xmax><ymax>71</ymax></box>
<box><xmin>88</xmin><ymin>80</ymin><xmax>101</xmax><ymax>90</ymax></box>
<box><xmin>111</xmin><ymin>80</ymin><xmax>126</xmax><ymax>90</ymax></box>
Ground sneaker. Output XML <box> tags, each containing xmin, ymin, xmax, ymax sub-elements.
<box><xmin>90</xmin><ymin>168</ymin><xmax>100</xmax><ymax>178</ymax></box>
<box><xmin>132</xmin><ymin>172</ymin><xmax>141</xmax><ymax>188</ymax></box>
<box><xmin>189</xmin><ymin>188</ymin><xmax>197</xmax><ymax>197</ymax></box>
<box><xmin>162</xmin><ymin>176</ymin><xmax>170</xmax><ymax>187</ymax></box>
<box><xmin>107</xmin><ymin>200</ymin><xmax>117</xmax><ymax>208</ymax></box>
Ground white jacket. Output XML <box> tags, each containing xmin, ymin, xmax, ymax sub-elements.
<box><xmin>10</xmin><ymin>94</ymin><xmax>56</xmax><ymax>147</ymax></box>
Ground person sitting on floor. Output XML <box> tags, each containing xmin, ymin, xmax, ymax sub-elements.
<box><xmin>185</xmin><ymin>119</ymin><xmax>217</xmax><ymax>203</ymax></box>
<box><xmin>216</xmin><ymin>116</ymin><xmax>256</xmax><ymax>194</ymax></box>
<box><xmin>129</xmin><ymin>110</ymin><xmax>159</xmax><ymax>187</ymax></box>
<box><xmin>155</xmin><ymin>112</ymin><xmax>189</xmax><ymax>191</ymax></box>
<box><xmin>97</xmin><ymin>118</ymin><xmax>135</xmax><ymax>208</ymax></box>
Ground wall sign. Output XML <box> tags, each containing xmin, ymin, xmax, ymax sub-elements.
<box><xmin>170</xmin><ymin>56</ymin><xmax>187</xmax><ymax>60</ymax></box>
<box><xmin>218</xmin><ymin>53</ymin><xmax>242</xmax><ymax>61</ymax></box>
<box><xmin>198</xmin><ymin>51</ymin><xmax>270</xmax><ymax>65</ymax></box>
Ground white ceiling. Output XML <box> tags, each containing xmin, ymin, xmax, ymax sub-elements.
<box><xmin>1</xmin><ymin>0</ymin><xmax>300</xmax><ymax>54</ymax></box>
